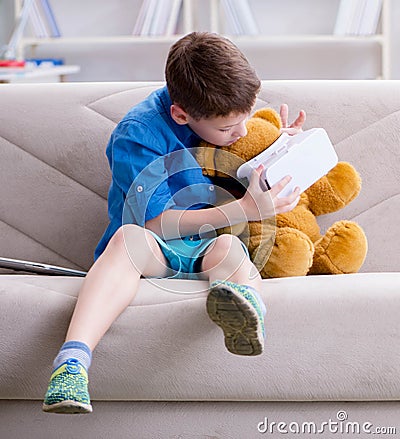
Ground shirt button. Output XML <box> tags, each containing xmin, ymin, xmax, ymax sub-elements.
<box><xmin>209</xmin><ymin>185</ymin><xmax>215</xmax><ymax>191</ymax></box>
<box><xmin>136</xmin><ymin>185</ymin><xmax>143</xmax><ymax>193</ymax></box>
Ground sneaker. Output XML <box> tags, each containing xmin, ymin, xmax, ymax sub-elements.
<box><xmin>42</xmin><ymin>358</ymin><xmax>92</xmax><ymax>414</ymax></box>
<box><xmin>206</xmin><ymin>280</ymin><xmax>266</xmax><ymax>356</ymax></box>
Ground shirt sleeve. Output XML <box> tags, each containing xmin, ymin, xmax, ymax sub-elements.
<box><xmin>108</xmin><ymin>120</ymin><xmax>176</xmax><ymax>227</ymax></box>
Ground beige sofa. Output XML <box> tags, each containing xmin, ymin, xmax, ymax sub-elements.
<box><xmin>1</xmin><ymin>81</ymin><xmax>400</xmax><ymax>438</ymax></box>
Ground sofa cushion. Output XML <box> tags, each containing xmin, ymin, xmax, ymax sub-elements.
<box><xmin>1</xmin><ymin>273</ymin><xmax>399</xmax><ymax>401</ymax></box>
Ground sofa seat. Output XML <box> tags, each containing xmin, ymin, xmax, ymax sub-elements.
<box><xmin>1</xmin><ymin>272</ymin><xmax>399</xmax><ymax>402</ymax></box>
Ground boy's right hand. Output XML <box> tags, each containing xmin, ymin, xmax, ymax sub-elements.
<box><xmin>239</xmin><ymin>165</ymin><xmax>300</xmax><ymax>221</ymax></box>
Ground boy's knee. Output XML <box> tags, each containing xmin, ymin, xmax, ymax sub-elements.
<box><xmin>212</xmin><ymin>234</ymin><xmax>245</xmax><ymax>256</ymax></box>
<box><xmin>202</xmin><ymin>234</ymin><xmax>248</xmax><ymax>274</ymax></box>
<box><xmin>108</xmin><ymin>225</ymin><xmax>156</xmax><ymax>256</ymax></box>
<box><xmin>104</xmin><ymin>225</ymin><xmax>166</xmax><ymax>276</ymax></box>
<box><xmin>110</xmin><ymin>224</ymin><xmax>140</xmax><ymax>247</ymax></box>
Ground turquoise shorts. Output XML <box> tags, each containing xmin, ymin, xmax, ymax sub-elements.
<box><xmin>146</xmin><ymin>230</ymin><xmax>249</xmax><ymax>280</ymax></box>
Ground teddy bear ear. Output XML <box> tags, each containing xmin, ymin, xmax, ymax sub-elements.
<box><xmin>196</xmin><ymin>141</ymin><xmax>217</xmax><ymax>177</ymax></box>
<box><xmin>252</xmin><ymin>108</ymin><xmax>282</xmax><ymax>130</ymax></box>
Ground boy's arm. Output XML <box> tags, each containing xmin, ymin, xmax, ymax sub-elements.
<box><xmin>109</xmin><ymin>120</ymin><xmax>179</xmax><ymax>227</ymax></box>
<box><xmin>145</xmin><ymin>167</ymin><xmax>300</xmax><ymax>240</ymax></box>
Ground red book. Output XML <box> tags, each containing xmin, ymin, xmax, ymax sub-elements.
<box><xmin>0</xmin><ymin>60</ymin><xmax>26</xmax><ymax>68</ymax></box>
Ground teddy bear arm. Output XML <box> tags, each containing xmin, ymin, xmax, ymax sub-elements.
<box><xmin>305</xmin><ymin>162</ymin><xmax>362</xmax><ymax>216</ymax></box>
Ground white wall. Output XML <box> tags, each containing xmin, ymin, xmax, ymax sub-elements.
<box><xmin>1</xmin><ymin>0</ymin><xmax>399</xmax><ymax>81</ymax></box>
<box><xmin>0</xmin><ymin>0</ymin><xmax>14</xmax><ymax>49</ymax></box>
<box><xmin>386</xmin><ymin>0</ymin><xmax>400</xmax><ymax>79</ymax></box>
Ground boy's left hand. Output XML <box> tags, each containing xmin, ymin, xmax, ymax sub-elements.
<box><xmin>280</xmin><ymin>103</ymin><xmax>306</xmax><ymax>135</ymax></box>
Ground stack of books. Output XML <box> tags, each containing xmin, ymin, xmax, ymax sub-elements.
<box><xmin>132</xmin><ymin>0</ymin><xmax>183</xmax><ymax>36</ymax></box>
<box><xmin>334</xmin><ymin>0</ymin><xmax>383</xmax><ymax>36</ymax></box>
<box><xmin>28</xmin><ymin>0</ymin><xmax>61</xmax><ymax>38</ymax></box>
<box><xmin>220</xmin><ymin>0</ymin><xmax>259</xmax><ymax>35</ymax></box>
<box><xmin>132</xmin><ymin>0</ymin><xmax>259</xmax><ymax>37</ymax></box>
<box><xmin>1</xmin><ymin>0</ymin><xmax>60</xmax><ymax>60</ymax></box>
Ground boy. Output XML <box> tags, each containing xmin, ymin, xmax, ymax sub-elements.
<box><xmin>43</xmin><ymin>32</ymin><xmax>303</xmax><ymax>414</ymax></box>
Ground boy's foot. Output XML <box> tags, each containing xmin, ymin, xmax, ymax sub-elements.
<box><xmin>206</xmin><ymin>280</ymin><xmax>266</xmax><ymax>356</ymax></box>
<box><xmin>42</xmin><ymin>358</ymin><xmax>92</xmax><ymax>414</ymax></box>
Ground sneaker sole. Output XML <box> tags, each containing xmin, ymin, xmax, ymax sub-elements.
<box><xmin>42</xmin><ymin>400</ymin><xmax>93</xmax><ymax>414</ymax></box>
<box><xmin>206</xmin><ymin>284</ymin><xmax>264</xmax><ymax>356</ymax></box>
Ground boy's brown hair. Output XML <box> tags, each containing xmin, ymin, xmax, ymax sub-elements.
<box><xmin>165</xmin><ymin>32</ymin><xmax>261</xmax><ymax>120</ymax></box>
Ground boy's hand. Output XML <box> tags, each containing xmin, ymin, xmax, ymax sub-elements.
<box><xmin>240</xmin><ymin>165</ymin><xmax>300</xmax><ymax>221</ymax></box>
<box><xmin>280</xmin><ymin>103</ymin><xmax>306</xmax><ymax>136</ymax></box>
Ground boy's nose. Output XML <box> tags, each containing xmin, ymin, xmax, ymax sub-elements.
<box><xmin>234</xmin><ymin>122</ymin><xmax>247</xmax><ymax>138</ymax></box>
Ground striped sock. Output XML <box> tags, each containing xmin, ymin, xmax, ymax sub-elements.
<box><xmin>52</xmin><ymin>341</ymin><xmax>92</xmax><ymax>372</ymax></box>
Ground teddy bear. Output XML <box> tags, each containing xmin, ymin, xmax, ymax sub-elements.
<box><xmin>195</xmin><ymin>107</ymin><xmax>368</xmax><ymax>278</ymax></box>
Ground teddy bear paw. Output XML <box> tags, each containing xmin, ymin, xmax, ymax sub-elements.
<box><xmin>309</xmin><ymin>220</ymin><xmax>368</xmax><ymax>275</ymax></box>
<box><xmin>256</xmin><ymin>227</ymin><xmax>315</xmax><ymax>278</ymax></box>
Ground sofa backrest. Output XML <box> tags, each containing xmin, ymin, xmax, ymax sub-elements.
<box><xmin>1</xmin><ymin>81</ymin><xmax>399</xmax><ymax>272</ymax></box>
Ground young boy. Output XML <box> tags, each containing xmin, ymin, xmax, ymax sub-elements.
<box><xmin>42</xmin><ymin>32</ymin><xmax>303</xmax><ymax>414</ymax></box>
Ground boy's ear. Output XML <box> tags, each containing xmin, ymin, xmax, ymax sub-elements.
<box><xmin>170</xmin><ymin>104</ymin><xmax>189</xmax><ymax>125</ymax></box>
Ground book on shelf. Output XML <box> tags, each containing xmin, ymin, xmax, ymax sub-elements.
<box><xmin>358</xmin><ymin>0</ymin><xmax>383</xmax><ymax>35</ymax></box>
<box><xmin>139</xmin><ymin>0</ymin><xmax>157</xmax><ymax>35</ymax></box>
<box><xmin>1</xmin><ymin>0</ymin><xmax>60</xmax><ymax>60</ymax></box>
<box><xmin>29</xmin><ymin>0</ymin><xmax>61</xmax><ymax>38</ymax></box>
<box><xmin>220</xmin><ymin>0</ymin><xmax>259</xmax><ymax>36</ymax></box>
<box><xmin>133</xmin><ymin>0</ymin><xmax>259</xmax><ymax>37</ymax></box>
<box><xmin>165</xmin><ymin>0</ymin><xmax>183</xmax><ymax>36</ymax></box>
<box><xmin>133</xmin><ymin>0</ymin><xmax>182</xmax><ymax>36</ymax></box>
<box><xmin>334</xmin><ymin>0</ymin><xmax>382</xmax><ymax>36</ymax></box>
<box><xmin>1</xmin><ymin>0</ymin><xmax>34</xmax><ymax>59</ymax></box>
<box><xmin>40</xmin><ymin>0</ymin><xmax>61</xmax><ymax>37</ymax></box>
<box><xmin>30</xmin><ymin>0</ymin><xmax>47</xmax><ymax>38</ymax></box>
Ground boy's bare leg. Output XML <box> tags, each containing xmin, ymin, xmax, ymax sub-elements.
<box><xmin>201</xmin><ymin>234</ymin><xmax>266</xmax><ymax>356</ymax></box>
<box><xmin>200</xmin><ymin>233</ymin><xmax>262</xmax><ymax>289</ymax></box>
<box><xmin>66</xmin><ymin>224</ymin><xmax>169</xmax><ymax>350</ymax></box>
<box><xmin>43</xmin><ymin>224</ymin><xmax>169</xmax><ymax>414</ymax></box>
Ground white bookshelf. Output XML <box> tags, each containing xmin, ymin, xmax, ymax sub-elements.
<box><xmin>0</xmin><ymin>64</ymin><xmax>80</xmax><ymax>83</ymax></box>
<box><xmin>13</xmin><ymin>0</ymin><xmax>392</xmax><ymax>80</ymax></box>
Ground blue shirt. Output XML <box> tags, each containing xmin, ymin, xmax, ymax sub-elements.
<box><xmin>95</xmin><ymin>86</ymin><xmax>217</xmax><ymax>260</ymax></box>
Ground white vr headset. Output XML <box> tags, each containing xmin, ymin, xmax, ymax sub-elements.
<box><xmin>237</xmin><ymin>128</ymin><xmax>338</xmax><ymax>198</ymax></box>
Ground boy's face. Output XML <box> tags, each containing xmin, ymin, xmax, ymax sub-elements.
<box><xmin>188</xmin><ymin>113</ymin><xmax>249</xmax><ymax>147</ymax></box>
<box><xmin>170</xmin><ymin>104</ymin><xmax>249</xmax><ymax>147</ymax></box>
